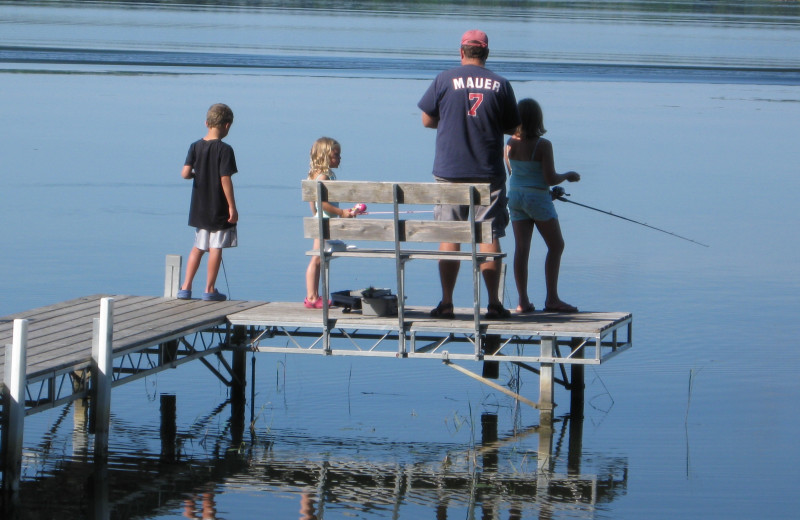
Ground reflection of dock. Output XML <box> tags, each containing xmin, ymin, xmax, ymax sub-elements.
<box><xmin>2</xmin><ymin>284</ymin><xmax>631</xmax><ymax>504</ymax></box>
<box><xmin>10</xmin><ymin>395</ymin><xmax>628</xmax><ymax>519</ymax></box>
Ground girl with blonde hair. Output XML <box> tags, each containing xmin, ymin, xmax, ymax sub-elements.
<box><xmin>304</xmin><ymin>137</ymin><xmax>355</xmax><ymax>308</ymax></box>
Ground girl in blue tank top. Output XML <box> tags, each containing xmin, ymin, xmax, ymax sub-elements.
<box><xmin>505</xmin><ymin>99</ymin><xmax>581</xmax><ymax>314</ymax></box>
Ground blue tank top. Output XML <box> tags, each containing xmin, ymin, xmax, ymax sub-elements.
<box><xmin>508</xmin><ymin>139</ymin><xmax>548</xmax><ymax>190</ymax></box>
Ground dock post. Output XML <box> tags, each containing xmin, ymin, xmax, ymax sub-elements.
<box><xmin>160</xmin><ymin>394</ymin><xmax>177</xmax><ymax>463</ymax></box>
<box><xmin>569</xmin><ymin>337</ymin><xmax>585</xmax><ymax>416</ymax></box>
<box><xmin>90</xmin><ymin>297</ymin><xmax>114</xmax><ymax>462</ymax></box>
<box><xmin>568</xmin><ymin>338</ymin><xmax>585</xmax><ymax>474</ymax></box>
<box><xmin>164</xmin><ymin>254</ymin><xmax>182</xmax><ymax>298</ymax></box>
<box><xmin>538</xmin><ymin>337</ymin><xmax>556</xmax><ymax>412</ymax></box>
<box><xmin>2</xmin><ymin>319</ymin><xmax>28</xmax><ymax>501</ymax></box>
<box><xmin>481</xmin><ymin>335</ymin><xmax>500</xmax><ymax>379</ymax></box>
<box><xmin>230</xmin><ymin>326</ymin><xmax>247</xmax><ymax>446</ymax></box>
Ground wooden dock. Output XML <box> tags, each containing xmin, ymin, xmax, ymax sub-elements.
<box><xmin>1</xmin><ymin>294</ymin><xmax>631</xmax><ymax>417</ymax></box>
<box><xmin>230</xmin><ymin>301</ymin><xmax>631</xmax><ymax>364</ymax></box>
<box><xmin>1</xmin><ymin>292</ymin><xmax>631</xmax><ymax>496</ymax></box>
<box><xmin>0</xmin><ymin>295</ymin><xmax>264</xmax><ymax>415</ymax></box>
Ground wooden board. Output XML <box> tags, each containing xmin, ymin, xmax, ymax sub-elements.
<box><xmin>301</xmin><ymin>180</ymin><xmax>491</xmax><ymax>205</ymax></box>
<box><xmin>303</xmin><ymin>218</ymin><xmax>494</xmax><ymax>244</ymax></box>
<box><xmin>304</xmin><ymin>249</ymin><xmax>505</xmax><ymax>262</ymax></box>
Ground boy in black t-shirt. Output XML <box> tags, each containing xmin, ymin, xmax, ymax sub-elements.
<box><xmin>177</xmin><ymin>103</ymin><xmax>238</xmax><ymax>302</ymax></box>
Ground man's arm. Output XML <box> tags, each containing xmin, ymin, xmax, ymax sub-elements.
<box><xmin>421</xmin><ymin>111</ymin><xmax>439</xmax><ymax>129</ymax></box>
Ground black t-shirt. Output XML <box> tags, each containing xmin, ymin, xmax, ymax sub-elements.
<box><xmin>184</xmin><ymin>138</ymin><xmax>238</xmax><ymax>231</ymax></box>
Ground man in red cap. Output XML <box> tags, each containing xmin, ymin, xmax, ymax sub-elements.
<box><xmin>418</xmin><ymin>30</ymin><xmax>520</xmax><ymax>320</ymax></box>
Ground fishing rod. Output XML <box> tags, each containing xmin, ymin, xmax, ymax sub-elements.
<box><xmin>362</xmin><ymin>210</ymin><xmax>434</xmax><ymax>215</ymax></box>
<box><xmin>349</xmin><ymin>204</ymin><xmax>433</xmax><ymax>216</ymax></box>
<box><xmin>552</xmin><ymin>187</ymin><xmax>709</xmax><ymax>248</ymax></box>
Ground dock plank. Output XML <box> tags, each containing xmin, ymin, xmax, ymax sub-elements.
<box><xmin>0</xmin><ymin>295</ymin><xmax>266</xmax><ymax>379</ymax></box>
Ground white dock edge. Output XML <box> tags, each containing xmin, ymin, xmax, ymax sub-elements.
<box><xmin>2</xmin><ymin>319</ymin><xmax>28</xmax><ymax>496</ymax></box>
<box><xmin>91</xmin><ymin>297</ymin><xmax>114</xmax><ymax>461</ymax></box>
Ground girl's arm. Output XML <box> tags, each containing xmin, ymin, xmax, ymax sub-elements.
<box><xmin>323</xmin><ymin>203</ymin><xmax>353</xmax><ymax>218</ymax></box>
<box><xmin>504</xmin><ymin>144</ymin><xmax>512</xmax><ymax>176</ymax></box>
<box><xmin>181</xmin><ymin>165</ymin><xmax>194</xmax><ymax>179</ymax></box>
<box><xmin>309</xmin><ymin>174</ymin><xmax>354</xmax><ymax>218</ymax></box>
<box><xmin>539</xmin><ymin>139</ymin><xmax>581</xmax><ymax>186</ymax></box>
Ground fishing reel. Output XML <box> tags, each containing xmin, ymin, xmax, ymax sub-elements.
<box><xmin>551</xmin><ymin>186</ymin><xmax>569</xmax><ymax>200</ymax></box>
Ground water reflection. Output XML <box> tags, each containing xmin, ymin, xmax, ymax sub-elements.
<box><xmin>11</xmin><ymin>393</ymin><xmax>627</xmax><ymax>519</ymax></box>
<box><xmin>182</xmin><ymin>490</ymin><xmax>217</xmax><ymax>519</ymax></box>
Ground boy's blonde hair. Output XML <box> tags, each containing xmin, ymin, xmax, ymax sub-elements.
<box><xmin>308</xmin><ymin>137</ymin><xmax>340</xmax><ymax>179</ymax></box>
<box><xmin>515</xmin><ymin>98</ymin><xmax>546</xmax><ymax>139</ymax></box>
<box><xmin>206</xmin><ymin>103</ymin><xmax>234</xmax><ymax>129</ymax></box>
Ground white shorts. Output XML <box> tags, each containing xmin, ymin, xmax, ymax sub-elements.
<box><xmin>194</xmin><ymin>227</ymin><xmax>238</xmax><ymax>251</ymax></box>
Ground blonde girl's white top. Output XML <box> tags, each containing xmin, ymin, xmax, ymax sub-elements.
<box><xmin>310</xmin><ymin>171</ymin><xmax>340</xmax><ymax>218</ymax></box>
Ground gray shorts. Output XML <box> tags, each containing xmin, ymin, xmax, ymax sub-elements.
<box><xmin>194</xmin><ymin>227</ymin><xmax>238</xmax><ymax>251</ymax></box>
<box><xmin>433</xmin><ymin>177</ymin><xmax>509</xmax><ymax>239</ymax></box>
<box><xmin>508</xmin><ymin>187</ymin><xmax>558</xmax><ymax>222</ymax></box>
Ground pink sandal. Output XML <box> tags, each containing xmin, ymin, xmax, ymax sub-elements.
<box><xmin>304</xmin><ymin>297</ymin><xmax>330</xmax><ymax>309</ymax></box>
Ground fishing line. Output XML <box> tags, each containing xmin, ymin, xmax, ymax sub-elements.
<box><xmin>221</xmin><ymin>257</ymin><xmax>232</xmax><ymax>298</ymax></box>
<box><xmin>554</xmin><ymin>188</ymin><xmax>709</xmax><ymax>248</ymax></box>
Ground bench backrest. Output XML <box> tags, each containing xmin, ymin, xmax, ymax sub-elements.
<box><xmin>302</xmin><ymin>180</ymin><xmax>494</xmax><ymax>244</ymax></box>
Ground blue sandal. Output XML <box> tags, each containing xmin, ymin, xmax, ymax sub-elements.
<box><xmin>202</xmin><ymin>290</ymin><xmax>227</xmax><ymax>302</ymax></box>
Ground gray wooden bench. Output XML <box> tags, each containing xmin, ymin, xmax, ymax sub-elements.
<box><xmin>302</xmin><ymin>179</ymin><xmax>505</xmax><ymax>352</ymax></box>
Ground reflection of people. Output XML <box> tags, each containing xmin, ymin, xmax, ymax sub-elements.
<box><xmin>504</xmin><ymin>98</ymin><xmax>580</xmax><ymax>313</ymax></box>
<box><xmin>299</xmin><ymin>492</ymin><xmax>318</xmax><ymax>520</ymax></box>
<box><xmin>418</xmin><ymin>30</ymin><xmax>520</xmax><ymax>320</ymax></box>
<box><xmin>304</xmin><ymin>137</ymin><xmax>356</xmax><ymax>309</ymax></box>
<box><xmin>183</xmin><ymin>491</ymin><xmax>217</xmax><ymax>519</ymax></box>
<box><xmin>178</xmin><ymin>103</ymin><xmax>239</xmax><ymax>302</ymax></box>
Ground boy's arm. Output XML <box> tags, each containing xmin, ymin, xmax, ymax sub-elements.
<box><xmin>181</xmin><ymin>165</ymin><xmax>194</xmax><ymax>179</ymax></box>
<box><xmin>221</xmin><ymin>175</ymin><xmax>238</xmax><ymax>223</ymax></box>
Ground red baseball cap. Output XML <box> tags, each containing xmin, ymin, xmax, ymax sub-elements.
<box><xmin>461</xmin><ymin>30</ymin><xmax>488</xmax><ymax>48</ymax></box>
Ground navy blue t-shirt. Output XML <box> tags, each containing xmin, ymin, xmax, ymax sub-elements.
<box><xmin>185</xmin><ymin>138</ymin><xmax>238</xmax><ymax>231</ymax></box>
<box><xmin>418</xmin><ymin>64</ymin><xmax>519</xmax><ymax>182</ymax></box>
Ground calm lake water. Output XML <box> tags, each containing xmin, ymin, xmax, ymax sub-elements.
<box><xmin>2</xmin><ymin>1</ymin><xmax>800</xmax><ymax>518</ymax></box>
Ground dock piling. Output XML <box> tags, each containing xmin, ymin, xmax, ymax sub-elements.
<box><xmin>90</xmin><ymin>297</ymin><xmax>114</xmax><ymax>462</ymax></box>
<box><xmin>164</xmin><ymin>254</ymin><xmax>182</xmax><ymax>298</ymax></box>
<box><xmin>538</xmin><ymin>337</ymin><xmax>556</xmax><ymax>411</ymax></box>
<box><xmin>1</xmin><ymin>319</ymin><xmax>28</xmax><ymax>499</ymax></box>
